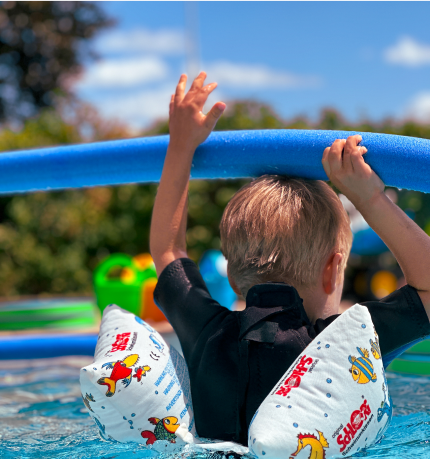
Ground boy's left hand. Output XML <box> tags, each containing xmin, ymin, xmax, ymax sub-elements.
<box><xmin>169</xmin><ymin>72</ymin><xmax>226</xmax><ymax>152</ymax></box>
<box><xmin>322</xmin><ymin>135</ymin><xmax>385</xmax><ymax>209</ymax></box>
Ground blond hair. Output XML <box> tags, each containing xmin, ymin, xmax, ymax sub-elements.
<box><xmin>220</xmin><ymin>175</ymin><xmax>352</xmax><ymax>298</ymax></box>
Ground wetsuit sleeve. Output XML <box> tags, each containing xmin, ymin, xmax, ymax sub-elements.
<box><xmin>361</xmin><ymin>285</ymin><xmax>430</xmax><ymax>359</ymax></box>
<box><xmin>153</xmin><ymin>257</ymin><xmax>231</xmax><ymax>359</ymax></box>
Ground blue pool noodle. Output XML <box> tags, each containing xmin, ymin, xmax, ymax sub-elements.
<box><xmin>0</xmin><ymin>129</ymin><xmax>430</xmax><ymax>194</ymax></box>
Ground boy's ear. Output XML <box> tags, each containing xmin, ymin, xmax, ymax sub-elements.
<box><xmin>322</xmin><ymin>253</ymin><xmax>343</xmax><ymax>295</ymax></box>
<box><xmin>227</xmin><ymin>264</ymin><xmax>242</xmax><ymax>296</ymax></box>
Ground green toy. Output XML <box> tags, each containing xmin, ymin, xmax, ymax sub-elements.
<box><xmin>94</xmin><ymin>253</ymin><xmax>145</xmax><ymax>316</ymax></box>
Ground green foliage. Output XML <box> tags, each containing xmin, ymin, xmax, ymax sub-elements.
<box><xmin>215</xmin><ymin>101</ymin><xmax>284</xmax><ymax>131</ymax></box>
<box><xmin>0</xmin><ymin>110</ymin><xmax>80</xmax><ymax>151</ymax></box>
<box><xmin>0</xmin><ymin>185</ymin><xmax>157</xmax><ymax>296</ymax></box>
<box><xmin>0</xmin><ymin>107</ymin><xmax>136</xmax><ymax>296</ymax></box>
<box><xmin>0</xmin><ymin>102</ymin><xmax>430</xmax><ymax>296</ymax></box>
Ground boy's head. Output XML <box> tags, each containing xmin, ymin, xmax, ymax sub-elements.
<box><xmin>220</xmin><ymin>175</ymin><xmax>352</xmax><ymax>300</ymax></box>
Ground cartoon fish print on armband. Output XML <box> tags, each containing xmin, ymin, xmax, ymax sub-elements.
<box><xmin>141</xmin><ymin>416</ymin><xmax>179</xmax><ymax>445</ymax></box>
<box><xmin>370</xmin><ymin>338</ymin><xmax>381</xmax><ymax>360</ymax></box>
<box><xmin>290</xmin><ymin>430</ymin><xmax>329</xmax><ymax>459</ymax></box>
<box><xmin>348</xmin><ymin>347</ymin><xmax>377</xmax><ymax>384</ymax></box>
<box><xmin>97</xmin><ymin>354</ymin><xmax>139</xmax><ymax>397</ymax></box>
<box><xmin>133</xmin><ymin>365</ymin><xmax>151</xmax><ymax>382</ymax></box>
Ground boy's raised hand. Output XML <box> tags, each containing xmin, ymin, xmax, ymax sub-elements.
<box><xmin>169</xmin><ymin>72</ymin><xmax>226</xmax><ymax>151</ymax></box>
<box><xmin>322</xmin><ymin>136</ymin><xmax>430</xmax><ymax>320</ymax></box>
<box><xmin>322</xmin><ymin>135</ymin><xmax>385</xmax><ymax>208</ymax></box>
<box><xmin>150</xmin><ymin>72</ymin><xmax>225</xmax><ymax>275</ymax></box>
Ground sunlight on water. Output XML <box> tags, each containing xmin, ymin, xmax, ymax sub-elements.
<box><xmin>0</xmin><ymin>357</ymin><xmax>429</xmax><ymax>459</ymax></box>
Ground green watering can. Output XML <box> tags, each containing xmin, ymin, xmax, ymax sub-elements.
<box><xmin>94</xmin><ymin>253</ymin><xmax>145</xmax><ymax>316</ymax></box>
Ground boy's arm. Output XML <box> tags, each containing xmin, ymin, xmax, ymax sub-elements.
<box><xmin>150</xmin><ymin>72</ymin><xmax>225</xmax><ymax>276</ymax></box>
<box><xmin>322</xmin><ymin>135</ymin><xmax>430</xmax><ymax>321</ymax></box>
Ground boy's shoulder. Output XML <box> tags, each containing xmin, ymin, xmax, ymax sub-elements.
<box><xmin>359</xmin><ymin>284</ymin><xmax>430</xmax><ymax>360</ymax></box>
<box><xmin>153</xmin><ymin>258</ymin><xmax>238</xmax><ymax>352</ymax></box>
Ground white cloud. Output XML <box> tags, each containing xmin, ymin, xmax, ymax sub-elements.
<box><xmin>406</xmin><ymin>92</ymin><xmax>430</xmax><ymax>121</ymax></box>
<box><xmin>205</xmin><ymin>61</ymin><xmax>321</xmax><ymax>89</ymax></box>
<box><xmin>75</xmin><ymin>54</ymin><xmax>320</xmax><ymax>93</ymax></box>
<box><xmin>76</xmin><ymin>56</ymin><xmax>168</xmax><ymax>89</ymax></box>
<box><xmin>95</xmin><ymin>28</ymin><xmax>185</xmax><ymax>55</ymax></box>
<box><xmin>385</xmin><ymin>36</ymin><xmax>430</xmax><ymax>67</ymax></box>
<box><xmin>99</xmin><ymin>86</ymin><xmax>172</xmax><ymax>124</ymax></box>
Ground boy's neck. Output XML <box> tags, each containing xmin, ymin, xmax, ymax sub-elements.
<box><xmin>298</xmin><ymin>287</ymin><xmax>341</xmax><ymax>324</ymax></box>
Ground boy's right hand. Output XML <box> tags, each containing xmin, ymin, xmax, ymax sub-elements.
<box><xmin>169</xmin><ymin>72</ymin><xmax>226</xmax><ymax>152</ymax></box>
<box><xmin>322</xmin><ymin>135</ymin><xmax>385</xmax><ymax>209</ymax></box>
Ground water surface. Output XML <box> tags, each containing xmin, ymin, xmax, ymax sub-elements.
<box><xmin>0</xmin><ymin>357</ymin><xmax>429</xmax><ymax>458</ymax></box>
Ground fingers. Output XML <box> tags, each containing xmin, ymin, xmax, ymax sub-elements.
<box><xmin>351</xmin><ymin>145</ymin><xmax>369</xmax><ymax>173</ymax></box>
<box><xmin>169</xmin><ymin>94</ymin><xmax>174</xmax><ymax>116</ymax></box>
<box><xmin>171</xmin><ymin>70</ymin><xmax>224</xmax><ymax>125</ymax></box>
<box><xmin>174</xmin><ymin>74</ymin><xmax>187</xmax><ymax>103</ymax></box>
<box><xmin>204</xmin><ymin>102</ymin><xmax>226</xmax><ymax>131</ymax></box>
<box><xmin>193</xmin><ymin>82</ymin><xmax>218</xmax><ymax>107</ymax></box>
<box><xmin>189</xmin><ymin>71</ymin><xmax>207</xmax><ymax>92</ymax></box>
<box><xmin>183</xmin><ymin>71</ymin><xmax>210</xmax><ymax>106</ymax></box>
<box><xmin>343</xmin><ymin>134</ymin><xmax>362</xmax><ymax>172</ymax></box>
<box><xmin>322</xmin><ymin>147</ymin><xmax>331</xmax><ymax>176</ymax></box>
<box><xmin>344</xmin><ymin>134</ymin><xmax>362</xmax><ymax>151</ymax></box>
<box><xmin>327</xmin><ymin>139</ymin><xmax>346</xmax><ymax>176</ymax></box>
<box><xmin>345</xmin><ymin>135</ymin><xmax>369</xmax><ymax>174</ymax></box>
<box><xmin>322</xmin><ymin>135</ymin><xmax>369</xmax><ymax>180</ymax></box>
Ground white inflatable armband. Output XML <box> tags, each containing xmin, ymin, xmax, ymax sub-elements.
<box><xmin>80</xmin><ymin>305</ymin><xmax>195</xmax><ymax>444</ymax></box>
<box><xmin>248</xmin><ymin>304</ymin><xmax>392</xmax><ymax>458</ymax></box>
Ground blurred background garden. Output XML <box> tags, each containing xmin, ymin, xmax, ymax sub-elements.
<box><xmin>1</xmin><ymin>1</ymin><xmax>430</xmax><ymax>305</ymax></box>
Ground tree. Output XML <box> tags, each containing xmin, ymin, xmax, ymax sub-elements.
<box><xmin>0</xmin><ymin>1</ymin><xmax>112</xmax><ymax>123</ymax></box>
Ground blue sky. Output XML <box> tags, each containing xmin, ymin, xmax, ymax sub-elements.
<box><xmin>74</xmin><ymin>2</ymin><xmax>430</xmax><ymax>129</ymax></box>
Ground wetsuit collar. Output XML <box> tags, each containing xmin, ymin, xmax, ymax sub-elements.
<box><xmin>245</xmin><ymin>282</ymin><xmax>310</xmax><ymax>325</ymax></box>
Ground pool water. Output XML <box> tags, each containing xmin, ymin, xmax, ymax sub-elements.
<box><xmin>0</xmin><ymin>357</ymin><xmax>429</xmax><ymax>459</ymax></box>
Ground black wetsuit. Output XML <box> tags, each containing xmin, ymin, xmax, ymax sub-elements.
<box><xmin>154</xmin><ymin>258</ymin><xmax>430</xmax><ymax>445</ymax></box>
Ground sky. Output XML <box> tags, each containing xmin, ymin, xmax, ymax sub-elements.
<box><xmin>74</xmin><ymin>1</ymin><xmax>430</xmax><ymax>130</ymax></box>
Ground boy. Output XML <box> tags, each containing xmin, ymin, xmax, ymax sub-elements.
<box><xmin>150</xmin><ymin>72</ymin><xmax>430</xmax><ymax>445</ymax></box>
